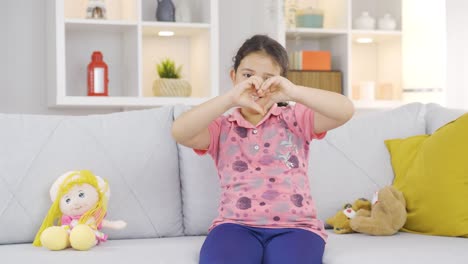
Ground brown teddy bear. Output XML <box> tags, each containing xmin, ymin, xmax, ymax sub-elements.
<box><xmin>326</xmin><ymin>198</ymin><xmax>372</xmax><ymax>234</ymax></box>
<box><xmin>326</xmin><ymin>186</ymin><xmax>407</xmax><ymax>236</ymax></box>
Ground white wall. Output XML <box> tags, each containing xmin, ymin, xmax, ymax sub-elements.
<box><xmin>402</xmin><ymin>0</ymin><xmax>446</xmax><ymax>105</ymax></box>
<box><xmin>0</xmin><ymin>0</ymin><xmax>120</xmax><ymax>115</ymax></box>
<box><xmin>218</xmin><ymin>0</ymin><xmax>283</xmax><ymax>95</ymax></box>
<box><xmin>446</xmin><ymin>0</ymin><xmax>468</xmax><ymax>109</ymax></box>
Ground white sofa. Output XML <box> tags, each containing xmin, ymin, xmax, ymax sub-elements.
<box><xmin>0</xmin><ymin>103</ymin><xmax>466</xmax><ymax>264</ymax></box>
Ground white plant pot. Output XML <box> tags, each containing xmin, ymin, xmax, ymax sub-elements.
<box><xmin>152</xmin><ymin>78</ymin><xmax>192</xmax><ymax>97</ymax></box>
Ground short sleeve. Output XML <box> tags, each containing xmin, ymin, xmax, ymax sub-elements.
<box><xmin>193</xmin><ymin>116</ymin><xmax>223</xmax><ymax>161</ymax></box>
<box><xmin>293</xmin><ymin>103</ymin><xmax>327</xmax><ymax>142</ymax></box>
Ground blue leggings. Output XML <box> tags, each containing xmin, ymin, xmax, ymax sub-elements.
<box><xmin>199</xmin><ymin>223</ymin><xmax>325</xmax><ymax>264</ymax></box>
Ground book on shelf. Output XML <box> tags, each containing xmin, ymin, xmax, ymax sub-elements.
<box><xmin>289</xmin><ymin>51</ymin><xmax>331</xmax><ymax>71</ymax></box>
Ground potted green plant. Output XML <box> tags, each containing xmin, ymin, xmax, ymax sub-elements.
<box><xmin>153</xmin><ymin>59</ymin><xmax>192</xmax><ymax>97</ymax></box>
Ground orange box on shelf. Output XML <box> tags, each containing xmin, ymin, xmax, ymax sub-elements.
<box><xmin>302</xmin><ymin>51</ymin><xmax>331</xmax><ymax>71</ymax></box>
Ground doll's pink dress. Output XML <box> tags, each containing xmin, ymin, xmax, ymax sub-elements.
<box><xmin>61</xmin><ymin>215</ymin><xmax>108</xmax><ymax>244</ymax></box>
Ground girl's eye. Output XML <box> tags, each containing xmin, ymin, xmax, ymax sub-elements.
<box><xmin>65</xmin><ymin>198</ymin><xmax>71</xmax><ymax>204</ymax></box>
<box><xmin>243</xmin><ymin>73</ymin><xmax>252</xmax><ymax>78</ymax></box>
<box><xmin>79</xmin><ymin>192</ymin><xmax>85</xmax><ymax>198</ymax></box>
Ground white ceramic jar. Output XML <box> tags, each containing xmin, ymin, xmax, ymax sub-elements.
<box><xmin>354</xmin><ymin>12</ymin><xmax>376</xmax><ymax>30</ymax></box>
<box><xmin>378</xmin><ymin>14</ymin><xmax>397</xmax><ymax>30</ymax></box>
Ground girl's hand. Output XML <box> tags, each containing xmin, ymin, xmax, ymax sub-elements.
<box><xmin>227</xmin><ymin>76</ymin><xmax>266</xmax><ymax>115</ymax></box>
<box><xmin>257</xmin><ymin>76</ymin><xmax>297</xmax><ymax>103</ymax></box>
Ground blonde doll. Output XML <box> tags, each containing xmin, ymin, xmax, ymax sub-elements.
<box><xmin>33</xmin><ymin>170</ymin><xmax>126</xmax><ymax>250</ymax></box>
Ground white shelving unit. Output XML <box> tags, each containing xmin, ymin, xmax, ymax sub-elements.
<box><xmin>46</xmin><ymin>0</ymin><xmax>218</xmax><ymax>108</ymax></box>
<box><xmin>280</xmin><ymin>0</ymin><xmax>403</xmax><ymax>109</ymax></box>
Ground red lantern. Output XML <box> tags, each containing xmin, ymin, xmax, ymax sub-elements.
<box><xmin>87</xmin><ymin>51</ymin><xmax>109</xmax><ymax>96</ymax></box>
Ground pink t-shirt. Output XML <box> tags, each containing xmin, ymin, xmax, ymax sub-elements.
<box><xmin>195</xmin><ymin>103</ymin><xmax>328</xmax><ymax>241</ymax></box>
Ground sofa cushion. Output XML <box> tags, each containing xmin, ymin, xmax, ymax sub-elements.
<box><xmin>0</xmin><ymin>236</ymin><xmax>205</xmax><ymax>264</ymax></box>
<box><xmin>0</xmin><ymin>107</ymin><xmax>183</xmax><ymax>244</ymax></box>
<box><xmin>1</xmin><ymin>232</ymin><xmax>466</xmax><ymax>264</ymax></box>
<box><xmin>308</xmin><ymin>103</ymin><xmax>427</xmax><ymax>224</ymax></box>
<box><xmin>424</xmin><ymin>103</ymin><xmax>465</xmax><ymax>134</ymax></box>
<box><xmin>324</xmin><ymin>231</ymin><xmax>468</xmax><ymax>263</ymax></box>
<box><xmin>173</xmin><ymin>105</ymin><xmax>220</xmax><ymax>235</ymax></box>
<box><xmin>386</xmin><ymin>114</ymin><xmax>468</xmax><ymax>237</ymax></box>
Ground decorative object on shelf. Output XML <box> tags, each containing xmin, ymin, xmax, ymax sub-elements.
<box><xmin>175</xmin><ymin>0</ymin><xmax>191</xmax><ymax>23</ymax></box>
<box><xmin>376</xmin><ymin>83</ymin><xmax>396</xmax><ymax>100</ymax></box>
<box><xmin>287</xmin><ymin>71</ymin><xmax>342</xmax><ymax>94</ymax></box>
<box><xmin>156</xmin><ymin>0</ymin><xmax>175</xmax><ymax>22</ymax></box>
<box><xmin>354</xmin><ymin>12</ymin><xmax>376</xmax><ymax>30</ymax></box>
<box><xmin>153</xmin><ymin>59</ymin><xmax>191</xmax><ymax>97</ymax></box>
<box><xmin>359</xmin><ymin>81</ymin><xmax>375</xmax><ymax>101</ymax></box>
<box><xmin>295</xmin><ymin>7</ymin><xmax>324</xmax><ymax>28</ymax></box>
<box><xmin>284</xmin><ymin>0</ymin><xmax>298</xmax><ymax>28</ymax></box>
<box><xmin>86</xmin><ymin>0</ymin><xmax>107</xmax><ymax>19</ymax></box>
<box><xmin>289</xmin><ymin>50</ymin><xmax>331</xmax><ymax>71</ymax></box>
<box><xmin>87</xmin><ymin>51</ymin><xmax>109</xmax><ymax>96</ymax></box>
<box><xmin>378</xmin><ymin>14</ymin><xmax>397</xmax><ymax>30</ymax></box>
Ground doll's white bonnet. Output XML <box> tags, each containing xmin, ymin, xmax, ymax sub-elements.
<box><xmin>49</xmin><ymin>171</ymin><xmax>110</xmax><ymax>202</ymax></box>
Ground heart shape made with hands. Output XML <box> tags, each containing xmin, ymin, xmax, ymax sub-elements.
<box><xmin>242</xmin><ymin>77</ymin><xmax>290</xmax><ymax>115</ymax></box>
<box><xmin>241</xmin><ymin>83</ymin><xmax>273</xmax><ymax>115</ymax></box>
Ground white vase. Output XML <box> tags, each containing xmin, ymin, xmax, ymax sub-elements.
<box><xmin>354</xmin><ymin>12</ymin><xmax>376</xmax><ymax>30</ymax></box>
<box><xmin>378</xmin><ymin>14</ymin><xmax>397</xmax><ymax>30</ymax></box>
<box><xmin>175</xmin><ymin>0</ymin><xmax>191</xmax><ymax>23</ymax></box>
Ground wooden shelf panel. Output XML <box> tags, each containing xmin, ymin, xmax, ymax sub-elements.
<box><xmin>286</xmin><ymin>28</ymin><xmax>348</xmax><ymax>40</ymax></box>
<box><xmin>352</xmin><ymin>30</ymin><xmax>402</xmax><ymax>43</ymax></box>
<box><xmin>142</xmin><ymin>22</ymin><xmax>210</xmax><ymax>37</ymax></box>
<box><xmin>65</xmin><ymin>19</ymin><xmax>137</xmax><ymax>33</ymax></box>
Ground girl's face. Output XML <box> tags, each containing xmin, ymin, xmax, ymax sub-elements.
<box><xmin>231</xmin><ymin>52</ymin><xmax>282</xmax><ymax>114</ymax></box>
<box><xmin>59</xmin><ymin>183</ymin><xmax>99</xmax><ymax>216</ymax></box>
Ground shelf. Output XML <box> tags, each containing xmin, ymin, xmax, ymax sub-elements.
<box><xmin>64</xmin><ymin>0</ymin><xmax>138</xmax><ymax>22</ymax></box>
<box><xmin>47</xmin><ymin>0</ymin><xmax>218</xmax><ymax>108</ymax></box>
<box><xmin>65</xmin><ymin>19</ymin><xmax>137</xmax><ymax>32</ymax></box>
<box><xmin>286</xmin><ymin>28</ymin><xmax>348</xmax><ymax>40</ymax></box>
<box><xmin>141</xmin><ymin>22</ymin><xmax>212</xmax><ymax>100</ymax></box>
<box><xmin>352</xmin><ymin>30</ymin><xmax>402</xmax><ymax>43</ymax></box>
<box><xmin>352</xmin><ymin>0</ymin><xmax>402</xmax><ymax>31</ymax></box>
<box><xmin>54</xmin><ymin>96</ymin><xmax>211</xmax><ymax>108</ymax></box>
<box><xmin>65</xmin><ymin>24</ymin><xmax>138</xmax><ymax>97</ymax></box>
<box><xmin>66</xmin><ymin>18</ymin><xmax>138</xmax><ymax>26</ymax></box>
<box><xmin>142</xmin><ymin>22</ymin><xmax>210</xmax><ymax>37</ymax></box>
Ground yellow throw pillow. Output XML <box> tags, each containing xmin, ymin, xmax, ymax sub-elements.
<box><xmin>385</xmin><ymin>113</ymin><xmax>468</xmax><ymax>237</ymax></box>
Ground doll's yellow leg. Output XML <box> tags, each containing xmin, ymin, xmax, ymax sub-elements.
<box><xmin>69</xmin><ymin>224</ymin><xmax>97</xmax><ymax>251</ymax></box>
<box><xmin>40</xmin><ymin>226</ymin><xmax>70</xmax><ymax>251</ymax></box>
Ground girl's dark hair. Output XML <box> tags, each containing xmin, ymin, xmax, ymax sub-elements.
<box><xmin>233</xmin><ymin>35</ymin><xmax>289</xmax><ymax>77</ymax></box>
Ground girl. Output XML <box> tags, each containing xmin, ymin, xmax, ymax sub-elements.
<box><xmin>172</xmin><ymin>35</ymin><xmax>354</xmax><ymax>264</ymax></box>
